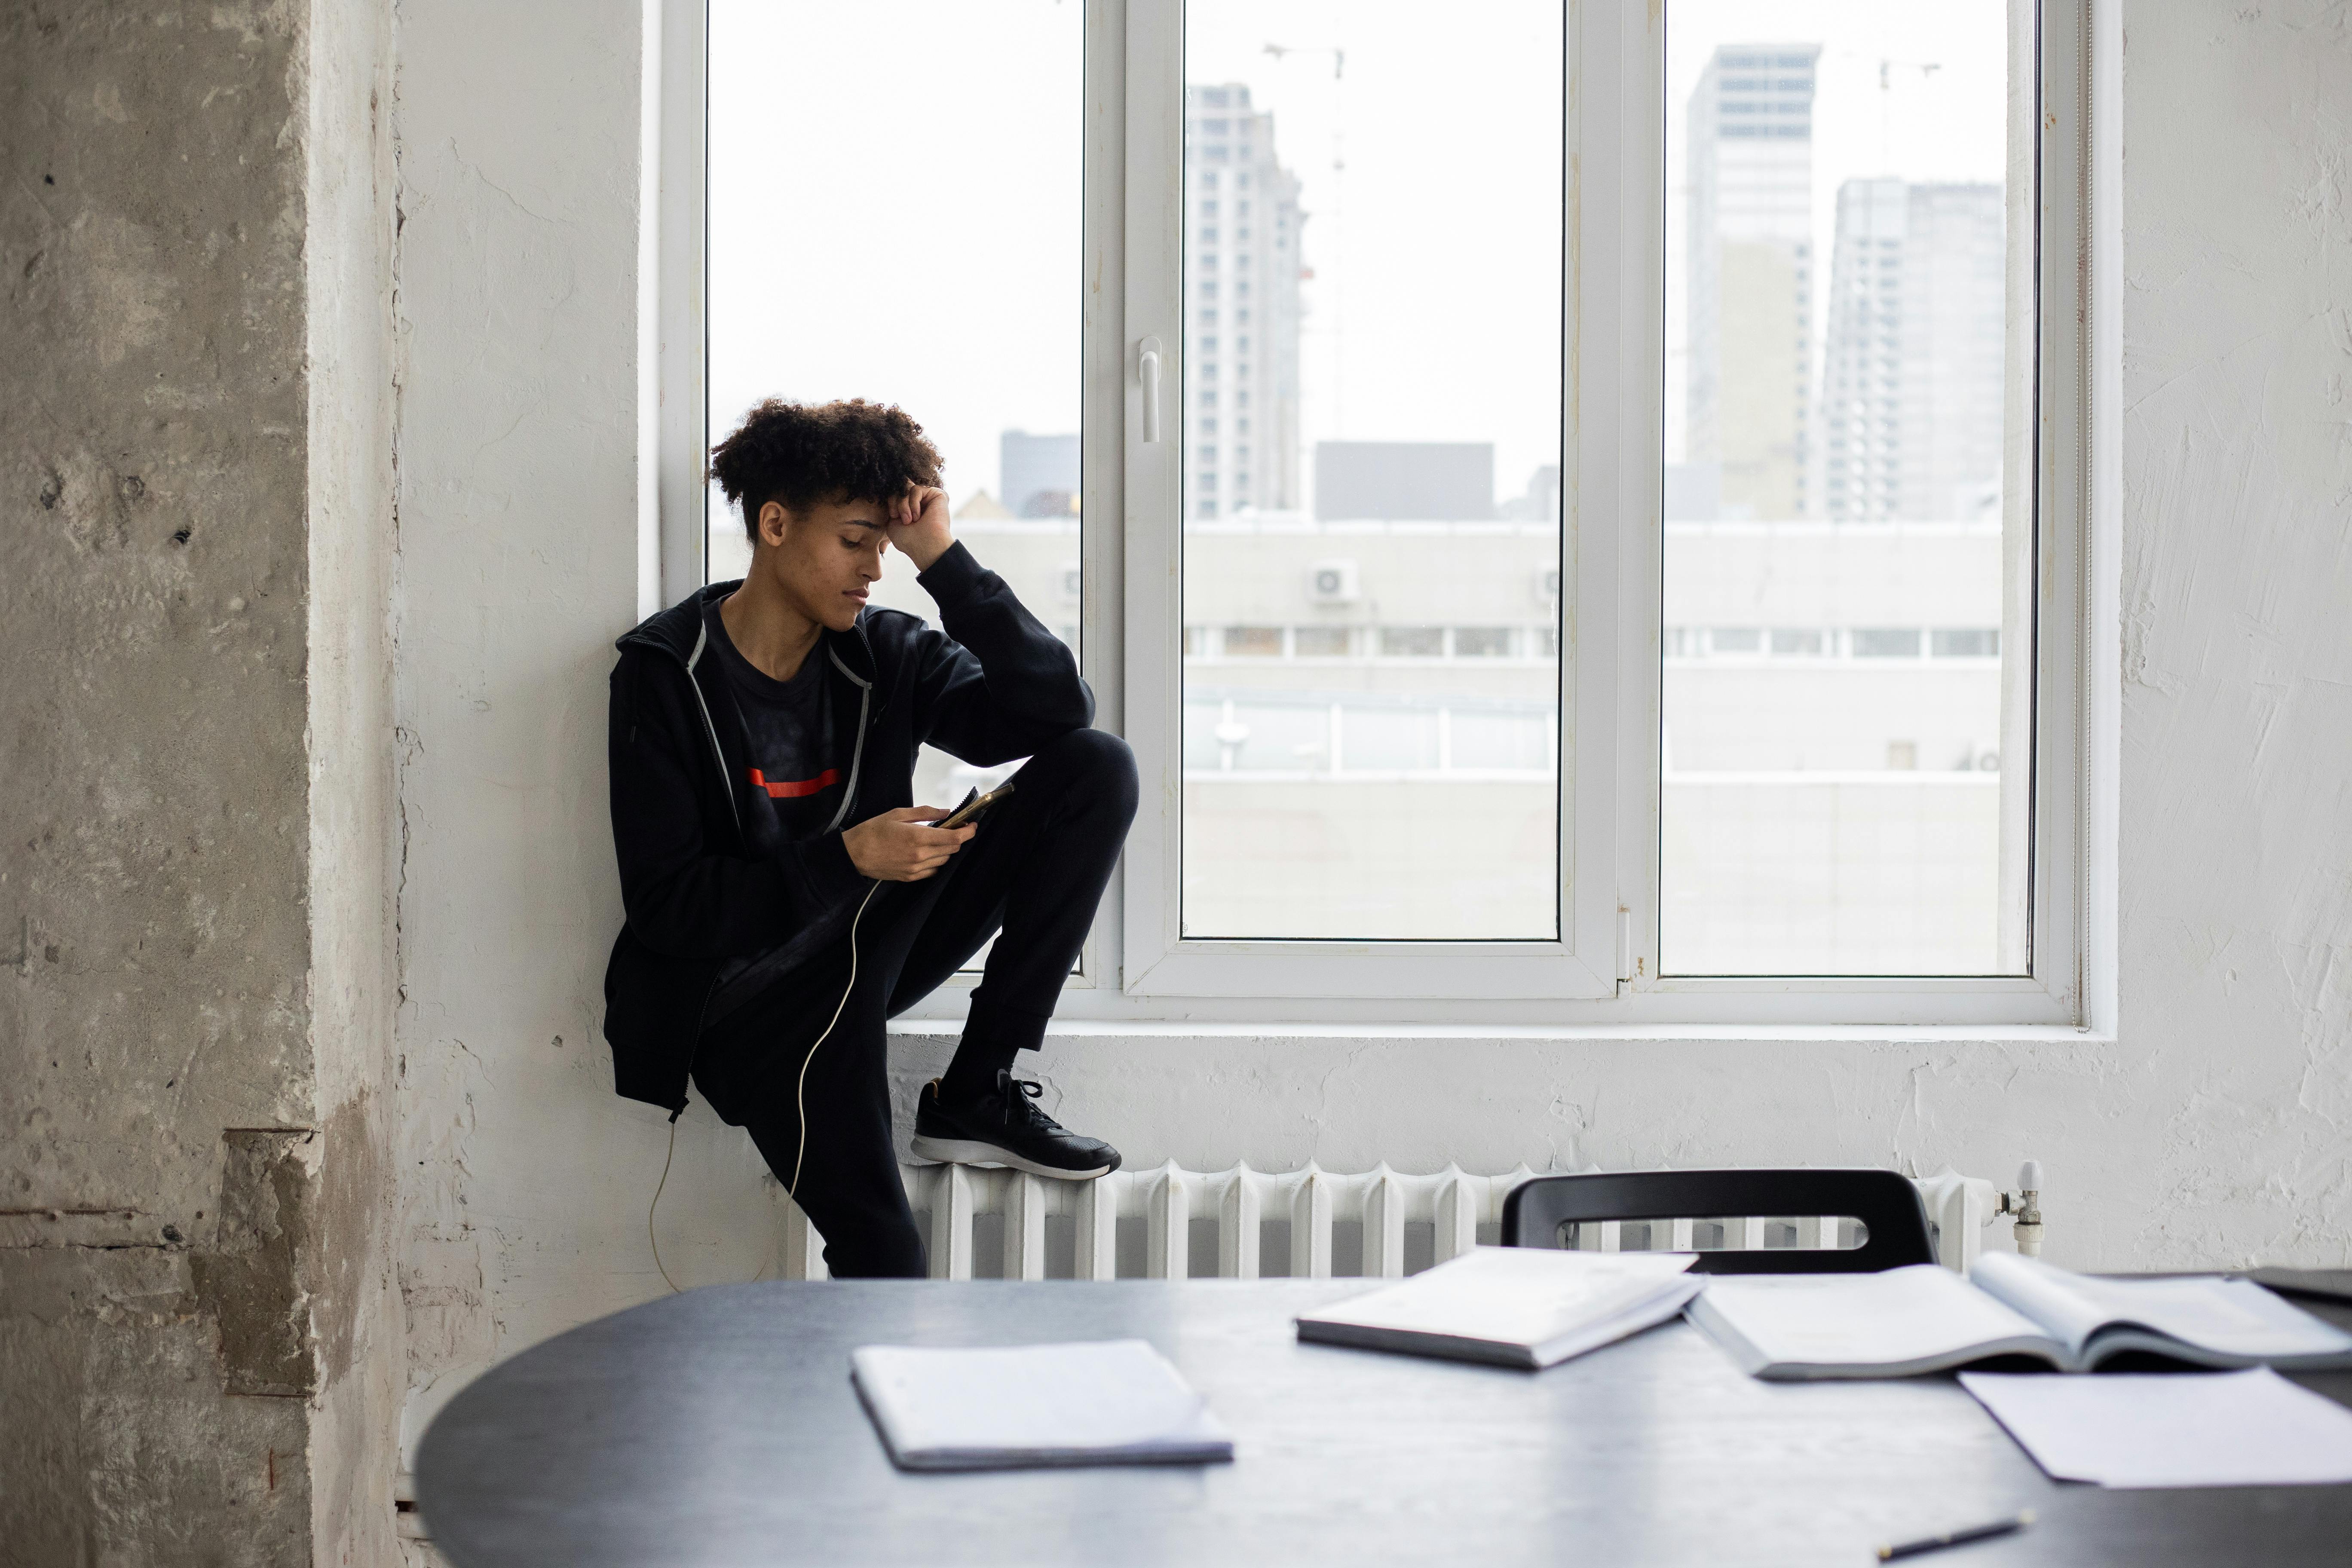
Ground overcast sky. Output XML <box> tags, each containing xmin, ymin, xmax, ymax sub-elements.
<box><xmin>709</xmin><ymin>1</ymin><xmax>2013</xmax><ymax>511</ymax></box>
<box><xmin>708</xmin><ymin>0</ymin><xmax>1084</xmax><ymax>524</ymax></box>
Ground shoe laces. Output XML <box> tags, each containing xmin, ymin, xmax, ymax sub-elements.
<box><xmin>995</xmin><ymin>1070</ymin><xmax>1068</xmax><ymax>1133</ymax></box>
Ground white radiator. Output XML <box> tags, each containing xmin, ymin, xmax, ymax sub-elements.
<box><xmin>776</xmin><ymin>1161</ymin><xmax>2043</xmax><ymax>1282</ymax></box>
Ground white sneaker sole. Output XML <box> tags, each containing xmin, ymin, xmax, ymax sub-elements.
<box><xmin>908</xmin><ymin>1133</ymin><xmax>1116</xmax><ymax>1182</ymax></box>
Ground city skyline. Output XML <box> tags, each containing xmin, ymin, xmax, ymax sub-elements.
<box><xmin>1676</xmin><ymin>39</ymin><xmax>2009</xmax><ymax>524</ymax></box>
<box><xmin>707</xmin><ymin>1</ymin><xmax>2004</xmax><ymax>517</ymax></box>
<box><xmin>1685</xmin><ymin>43</ymin><xmax>1820</xmax><ymax>521</ymax></box>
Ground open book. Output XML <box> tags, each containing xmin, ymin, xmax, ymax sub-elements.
<box><xmin>850</xmin><ymin>1340</ymin><xmax>1234</xmax><ymax>1471</ymax></box>
<box><xmin>1295</xmin><ymin>1245</ymin><xmax>1703</xmax><ymax>1370</ymax></box>
<box><xmin>1689</xmin><ymin>1253</ymin><xmax>2352</xmax><ymax>1380</ymax></box>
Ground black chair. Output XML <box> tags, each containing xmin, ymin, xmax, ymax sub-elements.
<box><xmin>1500</xmin><ymin>1169</ymin><xmax>1936</xmax><ymax>1274</ymax></box>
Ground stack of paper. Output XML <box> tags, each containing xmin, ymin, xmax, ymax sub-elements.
<box><xmin>849</xmin><ymin>1339</ymin><xmax>1234</xmax><ymax>1472</ymax></box>
<box><xmin>1961</xmin><ymin>1366</ymin><xmax>2352</xmax><ymax>1488</ymax></box>
<box><xmin>1295</xmin><ymin>1245</ymin><xmax>1704</xmax><ymax>1369</ymax></box>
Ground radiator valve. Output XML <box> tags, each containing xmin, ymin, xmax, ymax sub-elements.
<box><xmin>1995</xmin><ymin>1160</ymin><xmax>2044</xmax><ymax>1256</ymax></box>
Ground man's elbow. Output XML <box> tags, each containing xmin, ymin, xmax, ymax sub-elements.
<box><xmin>1025</xmin><ymin>692</ymin><xmax>1097</xmax><ymax>748</ymax></box>
<box><xmin>1062</xmin><ymin>676</ymin><xmax>1097</xmax><ymax>729</ymax></box>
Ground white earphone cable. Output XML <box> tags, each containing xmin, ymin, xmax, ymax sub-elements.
<box><xmin>788</xmin><ymin>879</ymin><xmax>884</xmax><ymax>1200</ymax></box>
<box><xmin>649</xmin><ymin>1118</ymin><xmax>685</xmax><ymax>1294</ymax></box>
<box><xmin>648</xmin><ymin>877</ymin><xmax>883</xmax><ymax>1295</ymax></box>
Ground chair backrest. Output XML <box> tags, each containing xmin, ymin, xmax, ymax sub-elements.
<box><xmin>1500</xmin><ymin>1169</ymin><xmax>1936</xmax><ymax>1274</ymax></box>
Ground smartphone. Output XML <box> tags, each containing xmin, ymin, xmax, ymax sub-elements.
<box><xmin>936</xmin><ymin>780</ymin><xmax>1015</xmax><ymax>831</ymax></box>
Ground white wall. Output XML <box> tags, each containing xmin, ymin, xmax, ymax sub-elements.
<box><xmin>392</xmin><ymin>0</ymin><xmax>2352</xmax><ymax>1465</ymax></box>
<box><xmin>2107</xmin><ymin>0</ymin><xmax>2352</xmax><ymax>1264</ymax></box>
<box><xmin>390</xmin><ymin>0</ymin><xmax>786</xmax><ymax>1468</ymax></box>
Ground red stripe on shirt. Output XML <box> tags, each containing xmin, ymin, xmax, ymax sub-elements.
<box><xmin>747</xmin><ymin>767</ymin><xmax>842</xmax><ymax>800</ymax></box>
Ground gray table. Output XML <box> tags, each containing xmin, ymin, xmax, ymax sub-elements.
<box><xmin>416</xmin><ymin>1280</ymin><xmax>2352</xmax><ymax>1567</ymax></box>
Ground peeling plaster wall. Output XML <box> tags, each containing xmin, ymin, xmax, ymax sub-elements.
<box><xmin>2</xmin><ymin>1</ymin><xmax>315</xmax><ymax>1254</ymax></box>
<box><xmin>1</xmin><ymin>3</ymin><xmax>401</xmax><ymax>1564</ymax></box>
<box><xmin>0</xmin><ymin>8</ymin><xmax>322</xmax><ymax>1561</ymax></box>
<box><xmin>386</xmin><ymin>0</ymin><xmax>2352</xmax><ymax>1473</ymax></box>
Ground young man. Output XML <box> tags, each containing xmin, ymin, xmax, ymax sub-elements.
<box><xmin>603</xmin><ymin>398</ymin><xmax>1136</xmax><ymax>1278</ymax></box>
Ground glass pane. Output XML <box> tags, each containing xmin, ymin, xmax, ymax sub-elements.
<box><xmin>1344</xmin><ymin>705</ymin><xmax>1439</xmax><ymax>773</ymax></box>
<box><xmin>1661</xmin><ymin>1</ymin><xmax>2032</xmax><ymax>975</ymax></box>
<box><xmin>706</xmin><ymin>0</ymin><xmax>1081</xmax><ymax>824</ymax></box>
<box><xmin>1179</xmin><ymin>2</ymin><xmax>1565</xmax><ymax>941</ymax></box>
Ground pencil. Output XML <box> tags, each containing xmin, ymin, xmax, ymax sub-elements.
<box><xmin>1876</xmin><ymin>1509</ymin><xmax>2035</xmax><ymax>1561</ymax></box>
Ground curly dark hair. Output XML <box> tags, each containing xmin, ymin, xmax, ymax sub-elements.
<box><xmin>708</xmin><ymin>398</ymin><xmax>944</xmax><ymax>538</ymax></box>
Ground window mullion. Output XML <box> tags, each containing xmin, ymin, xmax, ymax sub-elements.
<box><xmin>652</xmin><ymin>0</ymin><xmax>707</xmax><ymax>610</ymax></box>
<box><xmin>1581</xmin><ymin>0</ymin><xmax>1651</xmax><ymax>994</ymax></box>
<box><xmin>1116</xmin><ymin>0</ymin><xmax>1188</xmax><ymax>993</ymax></box>
<box><xmin>1073</xmin><ymin>0</ymin><xmax>1135</xmax><ymax>992</ymax></box>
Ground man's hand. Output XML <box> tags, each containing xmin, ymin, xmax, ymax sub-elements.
<box><xmin>889</xmin><ymin>484</ymin><xmax>956</xmax><ymax>573</ymax></box>
<box><xmin>842</xmin><ymin>806</ymin><xmax>974</xmax><ymax>882</ymax></box>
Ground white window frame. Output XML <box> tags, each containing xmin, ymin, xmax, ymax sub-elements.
<box><xmin>651</xmin><ymin>0</ymin><xmax>2101</xmax><ymax>1029</ymax></box>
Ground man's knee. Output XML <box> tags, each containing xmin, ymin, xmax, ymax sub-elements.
<box><xmin>1037</xmin><ymin>727</ymin><xmax>1138</xmax><ymax>819</ymax></box>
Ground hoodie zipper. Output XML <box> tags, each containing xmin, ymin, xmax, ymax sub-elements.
<box><xmin>682</xmin><ymin>622</ymin><xmax>744</xmax><ymax>835</ymax></box>
<box><xmin>821</xmin><ymin>645</ymin><xmax>874</xmax><ymax>834</ymax></box>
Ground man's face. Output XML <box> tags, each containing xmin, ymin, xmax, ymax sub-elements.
<box><xmin>753</xmin><ymin>494</ymin><xmax>892</xmax><ymax>632</ymax></box>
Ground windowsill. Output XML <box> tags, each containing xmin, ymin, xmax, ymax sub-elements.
<box><xmin>888</xmin><ymin>1018</ymin><xmax>2114</xmax><ymax>1046</ymax></box>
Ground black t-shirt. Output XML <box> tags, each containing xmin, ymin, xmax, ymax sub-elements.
<box><xmin>696</xmin><ymin>602</ymin><xmax>864</xmax><ymax>1093</ymax></box>
<box><xmin>703</xmin><ymin>599</ymin><xmax>843</xmax><ymax>852</ymax></box>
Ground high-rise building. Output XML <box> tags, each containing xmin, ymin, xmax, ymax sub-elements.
<box><xmin>1184</xmin><ymin>84</ymin><xmax>1305</xmax><ymax>520</ymax></box>
<box><xmin>1818</xmin><ymin>180</ymin><xmax>2006</xmax><ymax>522</ymax></box>
<box><xmin>1685</xmin><ymin>43</ymin><xmax>1819</xmax><ymax>521</ymax></box>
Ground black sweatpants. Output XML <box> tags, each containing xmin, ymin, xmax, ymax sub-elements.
<box><xmin>694</xmin><ymin>728</ymin><xmax>1138</xmax><ymax>1279</ymax></box>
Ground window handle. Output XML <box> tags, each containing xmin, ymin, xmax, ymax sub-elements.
<box><xmin>1138</xmin><ymin>336</ymin><xmax>1164</xmax><ymax>444</ymax></box>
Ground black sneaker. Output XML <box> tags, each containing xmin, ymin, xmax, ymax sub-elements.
<box><xmin>910</xmin><ymin>1072</ymin><xmax>1122</xmax><ymax>1180</ymax></box>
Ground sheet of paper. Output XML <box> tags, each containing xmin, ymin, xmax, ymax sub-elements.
<box><xmin>1961</xmin><ymin>1366</ymin><xmax>2352</xmax><ymax>1488</ymax></box>
<box><xmin>850</xmin><ymin>1339</ymin><xmax>1233</xmax><ymax>1470</ymax></box>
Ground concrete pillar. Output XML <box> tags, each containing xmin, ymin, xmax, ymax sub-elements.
<box><xmin>0</xmin><ymin>4</ymin><xmax>400</xmax><ymax>1564</ymax></box>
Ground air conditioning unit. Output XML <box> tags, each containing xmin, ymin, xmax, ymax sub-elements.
<box><xmin>1307</xmin><ymin>559</ymin><xmax>1360</xmax><ymax>604</ymax></box>
<box><xmin>1060</xmin><ymin>561</ymin><xmax>1082</xmax><ymax>600</ymax></box>
<box><xmin>1536</xmin><ymin>567</ymin><xmax>1562</xmax><ymax>604</ymax></box>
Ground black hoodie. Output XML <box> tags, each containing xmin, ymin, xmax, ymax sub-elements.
<box><xmin>602</xmin><ymin>542</ymin><xmax>1092</xmax><ymax>1113</ymax></box>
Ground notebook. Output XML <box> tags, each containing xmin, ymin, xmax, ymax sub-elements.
<box><xmin>1962</xmin><ymin>1366</ymin><xmax>2352</xmax><ymax>1488</ymax></box>
<box><xmin>1688</xmin><ymin>1253</ymin><xmax>2352</xmax><ymax>1380</ymax></box>
<box><xmin>1295</xmin><ymin>1245</ymin><xmax>1704</xmax><ymax>1370</ymax></box>
<box><xmin>849</xmin><ymin>1340</ymin><xmax>1234</xmax><ymax>1471</ymax></box>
